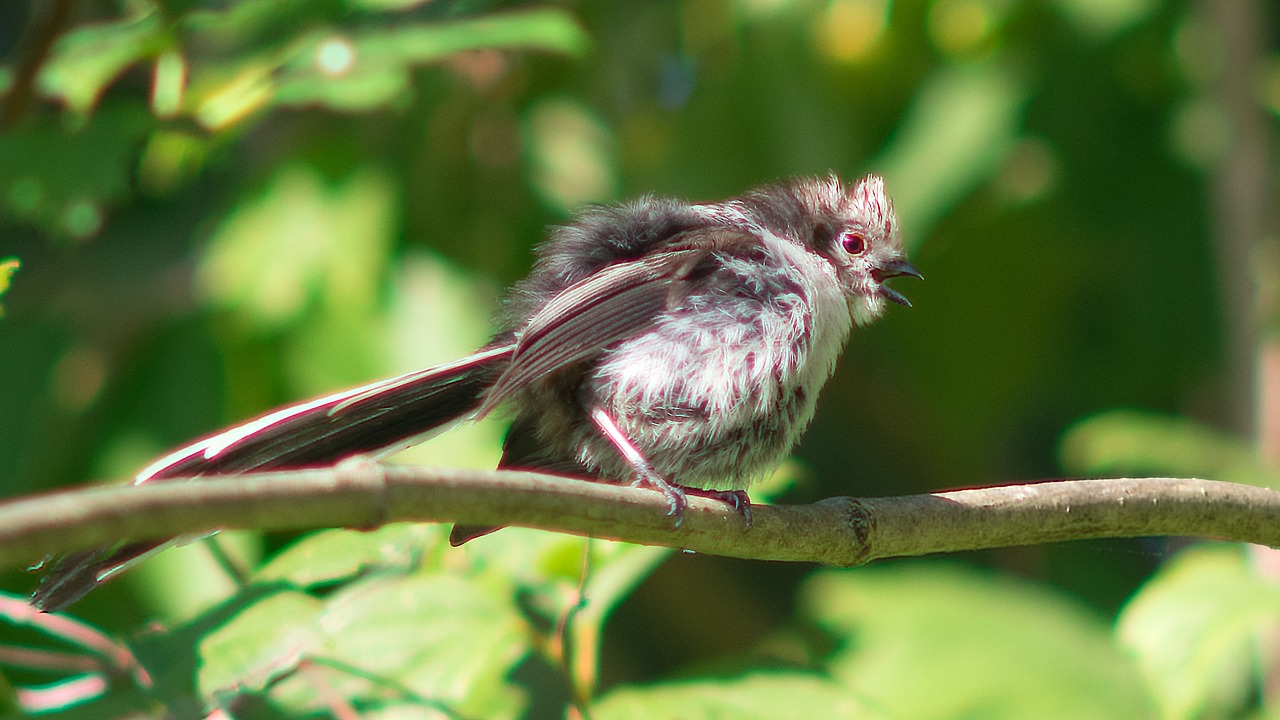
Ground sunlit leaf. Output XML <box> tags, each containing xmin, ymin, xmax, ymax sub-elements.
<box><xmin>252</xmin><ymin>524</ymin><xmax>434</xmax><ymax>589</ymax></box>
<box><xmin>319</xmin><ymin>573</ymin><xmax>528</xmax><ymax>718</ymax></box>
<box><xmin>594</xmin><ymin>671</ymin><xmax>887</xmax><ymax>720</ymax></box>
<box><xmin>1118</xmin><ymin>544</ymin><xmax>1280</xmax><ymax>720</ymax></box>
<box><xmin>0</xmin><ymin>258</ymin><xmax>18</xmax><ymax>317</ymax></box>
<box><xmin>1060</xmin><ymin>409</ymin><xmax>1276</xmax><ymax>487</ymax></box>
<box><xmin>273</xmin><ymin>10</ymin><xmax>590</xmax><ymax>112</ymax></box>
<box><xmin>804</xmin><ymin>563</ymin><xmax>1154</xmax><ymax>719</ymax></box>
<box><xmin>1055</xmin><ymin>0</ymin><xmax>1158</xmax><ymax>38</ymax></box>
<box><xmin>197</xmin><ymin>165</ymin><xmax>395</xmax><ymax>331</ymax></box>
<box><xmin>38</xmin><ymin>11</ymin><xmax>167</xmax><ymax>114</ymax></box>
<box><xmin>196</xmin><ymin>589</ymin><xmax>325</xmax><ymax>697</ymax></box>
<box><xmin>875</xmin><ymin>61</ymin><xmax>1028</xmax><ymax>245</ymax></box>
<box><xmin>192</xmin><ymin>61</ymin><xmax>276</xmax><ymax>130</ymax></box>
<box><xmin>526</xmin><ymin>98</ymin><xmax>618</xmax><ymax>212</ymax></box>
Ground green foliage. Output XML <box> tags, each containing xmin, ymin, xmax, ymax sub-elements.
<box><xmin>16</xmin><ymin>541</ymin><xmax>1272</xmax><ymax>718</ymax></box>
<box><xmin>1119</xmin><ymin>545</ymin><xmax>1280</xmax><ymax>720</ymax></box>
<box><xmin>1061</xmin><ymin>410</ymin><xmax>1279</xmax><ymax>487</ymax></box>
<box><xmin>0</xmin><ymin>258</ymin><xmax>16</xmax><ymax>316</ymax></box>
<box><xmin>1</xmin><ymin>0</ymin><xmax>1275</xmax><ymax>717</ymax></box>
<box><xmin>594</xmin><ymin>671</ymin><xmax>890</xmax><ymax>720</ymax></box>
<box><xmin>804</xmin><ymin>564</ymin><xmax>1155</xmax><ymax>719</ymax></box>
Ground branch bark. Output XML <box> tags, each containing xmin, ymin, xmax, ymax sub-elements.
<box><xmin>2</xmin><ymin>467</ymin><xmax>1277</xmax><ymax>573</ymax></box>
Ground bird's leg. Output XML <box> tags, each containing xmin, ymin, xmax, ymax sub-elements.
<box><xmin>590</xmin><ymin>408</ymin><xmax>687</xmax><ymax>527</ymax></box>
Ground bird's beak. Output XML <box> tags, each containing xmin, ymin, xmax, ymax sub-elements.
<box><xmin>872</xmin><ymin>258</ymin><xmax>923</xmax><ymax>307</ymax></box>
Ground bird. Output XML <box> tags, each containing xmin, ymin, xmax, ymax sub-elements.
<box><xmin>31</xmin><ymin>173</ymin><xmax>919</xmax><ymax>612</ymax></box>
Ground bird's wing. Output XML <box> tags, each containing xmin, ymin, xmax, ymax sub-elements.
<box><xmin>481</xmin><ymin>229</ymin><xmax>749</xmax><ymax>411</ymax></box>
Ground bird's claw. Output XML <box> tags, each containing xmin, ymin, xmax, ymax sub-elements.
<box><xmin>685</xmin><ymin>487</ymin><xmax>753</xmax><ymax>530</ymax></box>
<box><xmin>631</xmin><ymin>476</ymin><xmax>752</xmax><ymax>531</ymax></box>
<box><xmin>631</xmin><ymin>472</ymin><xmax>688</xmax><ymax>528</ymax></box>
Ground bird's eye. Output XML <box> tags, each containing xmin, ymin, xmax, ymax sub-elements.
<box><xmin>839</xmin><ymin>230</ymin><xmax>867</xmax><ymax>255</ymax></box>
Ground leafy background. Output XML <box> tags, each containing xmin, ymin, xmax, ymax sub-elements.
<box><xmin>0</xmin><ymin>0</ymin><xmax>1277</xmax><ymax>718</ymax></box>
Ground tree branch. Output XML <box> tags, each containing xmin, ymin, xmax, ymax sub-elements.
<box><xmin>1</xmin><ymin>466</ymin><xmax>1277</xmax><ymax>573</ymax></box>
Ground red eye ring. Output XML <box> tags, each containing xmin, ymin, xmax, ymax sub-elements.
<box><xmin>840</xmin><ymin>230</ymin><xmax>867</xmax><ymax>255</ymax></box>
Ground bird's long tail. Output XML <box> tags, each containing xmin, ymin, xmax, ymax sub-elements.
<box><xmin>32</xmin><ymin>344</ymin><xmax>515</xmax><ymax>612</ymax></box>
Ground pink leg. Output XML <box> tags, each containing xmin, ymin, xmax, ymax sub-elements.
<box><xmin>589</xmin><ymin>408</ymin><xmax>753</xmax><ymax>529</ymax></box>
<box><xmin>590</xmin><ymin>408</ymin><xmax>688</xmax><ymax>526</ymax></box>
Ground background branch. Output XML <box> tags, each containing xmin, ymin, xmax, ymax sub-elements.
<box><xmin>1</xmin><ymin>467</ymin><xmax>1276</xmax><ymax>574</ymax></box>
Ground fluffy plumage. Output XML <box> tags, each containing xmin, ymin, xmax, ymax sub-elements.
<box><xmin>32</xmin><ymin>174</ymin><xmax>917</xmax><ymax>612</ymax></box>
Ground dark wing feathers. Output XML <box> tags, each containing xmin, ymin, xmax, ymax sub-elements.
<box><xmin>481</xmin><ymin>232</ymin><xmax>744</xmax><ymax>411</ymax></box>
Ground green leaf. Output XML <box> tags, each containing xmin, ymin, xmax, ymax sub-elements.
<box><xmin>525</xmin><ymin>98</ymin><xmax>619</xmax><ymax>213</ymax></box>
<box><xmin>804</xmin><ymin>563</ymin><xmax>1154</xmax><ymax>719</ymax></box>
<box><xmin>594</xmin><ymin>671</ymin><xmax>888</xmax><ymax>720</ymax></box>
<box><xmin>38</xmin><ymin>11</ymin><xmax>167</xmax><ymax>114</ymax></box>
<box><xmin>1055</xmin><ymin>0</ymin><xmax>1159</xmax><ymax>38</ymax></box>
<box><xmin>875</xmin><ymin>61</ymin><xmax>1028</xmax><ymax>245</ymax></box>
<box><xmin>196</xmin><ymin>165</ymin><xmax>395</xmax><ymax>333</ymax></box>
<box><xmin>0</xmin><ymin>105</ymin><xmax>152</xmax><ymax>237</ymax></box>
<box><xmin>0</xmin><ymin>258</ymin><xmax>18</xmax><ymax>317</ymax></box>
<box><xmin>191</xmin><ymin>569</ymin><xmax>529</xmax><ymax>716</ymax></box>
<box><xmin>317</xmin><ymin>573</ymin><xmax>528</xmax><ymax>718</ymax></box>
<box><xmin>1117</xmin><ymin>544</ymin><xmax>1280</xmax><ymax>720</ymax></box>
<box><xmin>273</xmin><ymin>10</ymin><xmax>589</xmax><ymax>112</ymax></box>
<box><xmin>196</xmin><ymin>589</ymin><xmax>325</xmax><ymax>698</ymax></box>
<box><xmin>1059</xmin><ymin>409</ymin><xmax>1276</xmax><ymax>487</ymax></box>
<box><xmin>252</xmin><ymin>524</ymin><xmax>435</xmax><ymax>590</ymax></box>
<box><xmin>575</xmin><ymin>541</ymin><xmax>671</xmax><ymax>623</ymax></box>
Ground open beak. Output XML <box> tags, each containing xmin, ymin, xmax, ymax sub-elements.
<box><xmin>872</xmin><ymin>258</ymin><xmax>923</xmax><ymax>307</ymax></box>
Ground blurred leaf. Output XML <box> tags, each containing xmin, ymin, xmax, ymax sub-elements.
<box><xmin>804</xmin><ymin>563</ymin><xmax>1154</xmax><ymax>719</ymax></box>
<box><xmin>1055</xmin><ymin>0</ymin><xmax>1159</xmax><ymax>39</ymax></box>
<box><xmin>452</xmin><ymin>527</ymin><xmax>672</xmax><ymax>702</ymax></box>
<box><xmin>352</xmin><ymin>0</ymin><xmax>432</xmax><ymax>9</ymax></box>
<box><xmin>0</xmin><ymin>258</ymin><xmax>17</xmax><ymax>317</ymax></box>
<box><xmin>1060</xmin><ymin>409</ymin><xmax>1276</xmax><ymax>487</ymax></box>
<box><xmin>594</xmin><ymin>671</ymin><xmax>888</xmax><ymax>720</ymax></box>
<box><xmin>566</xmin><ymin>541</ymin><xmax>672</xmax><ymax>697</ymax></box>
<box><xmin>190</xmin><ymin>60</ymin><xmax>276</xmax><ymax>130</ymax></box>
<box><xmin>272</xmin><ymin>10</ymin><xmax>589</xmax><ymax>112</ymax></box>
<box><xmin>458</xmin><ymin>527</ymin><xmax>669</xmax><ymax>605</ymax></box>
<box><xmin>317</xmin><ymin>573</ymin><xmax>527</xmax><ymax>718</ymax></box>
<box><xmin>38</xmin><ymin>11</ymin><xmax>166</xmax><ymax>114</ymax></box>
<box><xmin>0</xmin><ymin>106</ymin><xmax>152</xmax><ymax>236</ymax></box>
<box><xmin>196</xmin><ymin>589</ymin><xmax>325</xmax><ymax>697</ymax></box>
<box><xmin>197</xmin><ymin>165</ymin><xmax>395</xmax><ymax>333</ymax></box>
<box><xmin>252</xmin><ymin>524</ymin><xmax>433</xmax><ymax>590</ymax></box>
<box><xmin>577</xmin><ymin>542</ymin><xmax>671</xmax><ymax>623</ymax></box>
<box><xmin>876</xmin><ymin>61</ymin><xmax>1028</xmax><ymax>245</ymax></box>
<box><xmin>526</xmin><ymin>98</ymin><xmax>618</xmax><ymax>212</ymax></box>
<box><xmin>1117</xmin><ymin>544</ymin><xmax>1280</xmax><ymax>720</ymax></box>
<box><xmin>182</xmin><ymin>0</ymin><xmax>336</xmax><ymax>43</ymax></box>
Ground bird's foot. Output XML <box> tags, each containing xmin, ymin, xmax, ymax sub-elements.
<box><xmin>630</xmin><ymin>471</ymin><xmax>688</xmax><ymax>528</ymax></box>
<box><xmin>684</xmin><ymin>487</ymin><xmax>753</xmax><ymax>529</ymax></box>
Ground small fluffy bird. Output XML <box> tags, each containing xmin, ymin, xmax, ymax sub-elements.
<box><xmin>33</xmin><ymin>174</ymin><xmax>919</xmax><ymax>612</ymax></box>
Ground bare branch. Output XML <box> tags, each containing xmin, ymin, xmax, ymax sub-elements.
<box><xmin>1</xmin><ymin>467</ymin><xmax>1277</xmax><ymax>574</ymax></box>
